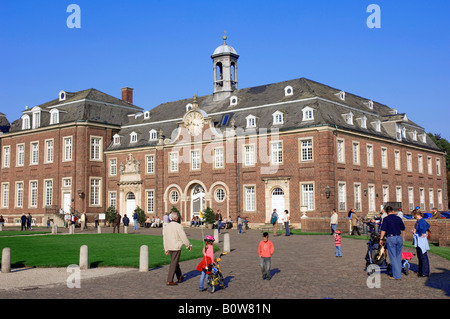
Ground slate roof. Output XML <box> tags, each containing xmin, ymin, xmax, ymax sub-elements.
<box><xmin>8</xmin><ymin>88</ymin><xmax>143</xmax><ymax>133</ymax></box>
<box><xmin>106</xmin><ymin>77</ymin><xmax>442</xmax><ymax>152</ymax></box>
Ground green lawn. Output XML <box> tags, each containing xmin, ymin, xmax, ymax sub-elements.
<box><xmin>0</xmin><ymin>233</ymin><xmax>212</xmax><ymax>268</ymax></box>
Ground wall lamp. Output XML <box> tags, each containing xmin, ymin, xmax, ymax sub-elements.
<box><xmin>325</xmin><ymin>186</ymin><xmax>331</xmax><ymax>199</ymax></box>
<box><xmin>77</xmin><ymin>188</ymin><xmax>85</xmax><ymax>199</ymax></box>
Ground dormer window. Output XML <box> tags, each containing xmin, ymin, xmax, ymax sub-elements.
<box><xmin>230</xmin><ymin>96</ymin><xmax>238</xmax><ymax>106</ymax></box>
<box><xmin>284</xmin><ymin>86</ymin><xmax>293</xmax><ymax>96</ymax></box>
<box><xmin>31</xmin><ymin>107</ymin><xmax>41</xmax><ymax>129</ymax></box>
<box><xmin>375</xmin><ymin>120</ymin><xmax>381</xmax><ymax>132</ymax></box>
<box><xmin>246</xmin><ymin>115</ymin><xmax>256</xmax><ymax>128</ymax></box>
<box><xmin>346</xmin><ymin>112</ymin><xmax>354</xmax><ymax>125</ymax></box>
<box><xmin>21</xmin><ymin>114</ymin><xmax>30</xmax><ymax>130</ymax></box>
<box><xmin>339</xmin><ymin>91</ymin><xmax>345</xmax><ymax>101</ymax></box>
<box><xmin>186</xmin><ymin>103</ymin><xmax>193</xmax><ymax>112</ymax></box>
<box><xmin>144</xmin><ymin>111</ymin><xmax>150</xmax><ymax>119</ymax></box>
<box><xmin>50</xmin><ymin>109</ymin><xmax>59</xmax><ymax>125</ymax></box>
<box><xmin>368</xmin><ymin>100</ymin><xmax>373</xmax><ymax>110</ymax></box>
<box><xmin>272</xmin><ymin>111</ymin><xmax>284</xmax><ymax>125</ymax></box>
<box><xmin>402</xmin><ymin>127</ymin><xmax>406</xmax><ymax>139</ymax></box>
<box><xmin>130</xmin><ymin>132</ymin><xmax>137</xmax><ymax>143</ymax></box>
<box><xmin>360</xmin><ymin>115</ymin><xmax>367</xmax><ymax>129</ymax></box>
<box><xmin>413</xmin><ymin>130</ymin><xmax>417</xmax><ymax>141</ymax></box>
<box><xmin>113</xmin><ymin>134</ymin><xmax>121</xmax><ymax>145</ymax></box>
<box><xmin>149</xmin><ymin>129</ymin><xmax>158</xmax><ymax>141</ymax></box>
<box><xmin>59</xmin><ymin>90</ymin><xmax>66</xmax><ymax>101</ymax></box>
<box><xmin>421</xmin><ymin>134</ymin><xmax>427</xmax><ymax>143</ymax></box>
<box><xmin>302</xmin><ymin>106</ymin><xmax>314</xmax><ymax>121</ymax></box>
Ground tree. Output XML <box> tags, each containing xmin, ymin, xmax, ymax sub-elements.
<box><xmin>428</xmin><ymin>133</ymin><xmax>450</xmax><ymax>209</ymax></box>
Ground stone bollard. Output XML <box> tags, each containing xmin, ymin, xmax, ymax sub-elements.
<box><xmin>139</xmin><ymin>245</ymin><xmax>149</xmax><ymax>272</ymax></box>
<box><xmin>79</xmin><ymin>245</ymin><xmax>89</xmax><ymax>270</ymax></box>
<box><xmin>214</xmin><ymin>229</ymin><xmax>219</xmax><ymax>244</ymax></box>
<box><xmin>124</xmin><ymin>226</ymin><xmax>128</xmax><ymax>234</ymax></box>
<box><xmin>1</xmin><ymin>248</ymin><xmax>11</xmax><ymax>273</ymax></box>
<box><xmin>223</xmin><ymin>233</ymin><xmax>230</xmax><ymax>253</ymax></box>
<box><xmin>52</xmin><ymin>225</ymin><xmax>58</xmax><ymax>234</ymax></box>
<box><xmin>97</xmin><ymin>225</ymin><xmax>102</xmax><ymax>234</ymax></box>
<box><xmin>0</xmin><ymin>224</ymin><xmax>3</xmax><ymax>231</ymax></box>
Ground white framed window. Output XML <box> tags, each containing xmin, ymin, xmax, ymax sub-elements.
<box><xmin>215</xmin><ymin>188</ymin><xmax>226</xmax><ymax>202</ymax></box>
<box><xmin>418</xmin><ymin>154</ymin><xmax>423</xmax><ymax>173</ymax></box>
<box><xmin>394</xmin><ymin>150</ymin><xmax>400</xmax><ymax>171</ymax></box>
<box><xmin>144</xmin><ymin>111</ymin><xmax>151</xmax><ymax>119</ymax></box>
<box><xmin>16</xmin><ymin>182</ymin><xmax>24</xmax><ymax>208</ymax></box>
<box><xmin>230</xmin><ymin>96</ymin><xmax>238</xmax><ymax>106</ymax></box>
<box><xmin>427</xmin><ymin>156</ymin><xmax>432</xmax><ymax>175</ymax></box>
<box><xmin>169</xmin><ymin>152</ymin><xmax>178</xmax><ymax>172</ymax></box>
<box><xmin>32</xmin><ymin>111</ymin><xmax>41</xmax><ymax>129</ymax></box>
<box><xmin>109</xmin><ymin>191</ymin><xmax>117</xmax><ymax>208</ymax></box>
<box><xmin>367</xmin><ymin>100</ymin><xmax>373</xmax><ymax>110</ymax></box>
<box><xmin>191</xmin><ymin>150</ymin><xmax>201</xmax><ymax>170</ymax></box>
<box><xmin>413</xmin><ymin>130</ymin><xmax>418</xmax><ymax>141</ymax></box>
<box><xmin>271</xmin><ymin>141</ymin><xmax>283</xmax><ymax>164</ymax></box>
<box><xmin>408</xmin><ymin>187</ymin><xmax>414</xmax><ymax>211</ymax></box>
<box><xmin>146</xmin><ymin>190</ymin><xmax>154</xmax><ymax>213</ymax></box>
<box><xmin>17</xmin><ymin>144</ymin><xmax>25</xmax><ymax>167</ymax></box>
<box><xmin>375</xmin><ymin>120</ymin><xmax>381</xmax><ymax>132</ymax></box>
<box><xmin>45</xmin><ymin>139</ymin><xmax>54</xmax><ymax>163</ymax></box>
<box><xmin>301</xmin><ymin>183</ymin><xmax>314</xmax><ymax>211</ymax></box>
<box><xmin>302</xmin><ymin>107</ymin><xmax>314</xmax><ymax>121</ymax></box>
<box><xmin>284</xmin><ymin>86</ymin><xmax>293</xmax><ymax>96</ymax></box>
<box><xmin>22</xmin><ymin>114</ymin><xmax>30</xmax><ymax>130</ymax></box>
<box><xmin>354</xmin><ymin>183</ymin><xmax>361</xmax><ymax>211</ymax></box>
<box><xmin>437</xmin><ymin>189</ymin><xmax>443</xmax><ymax>210</ymax></box>
<box><xmin>130</xmin><ymin>132</ymin><xmax>137</xmax><ymax>143</ymax></box>
<box><xmin>149</xmin><ymin>129</ymin><xmax>158</xmax><ymax>141</ymax></box>
<box><xmin>109</xmin><ymin>159</ymin><xmax>117</xmax><ymax>176</ymax></box>
<box><xmin>346</xmin><ymin>112</ymin><xmax>354</xmax><ymax>125</ymax></box>
<box><xmin>337</xmin><ymin>139</ymin><xmax>345</xmax><ymax>163</ymax></box>
<box><xmin>146</xmin><ymin>155</ymin><xmax>155</xmax><ymax>174</ymax></box>
<box><xmin>214</xmin><ymin>148</ymin><xmax>224</xmax><ymax>169</ymax></box>
<box><xmin>2</xmin><ymin>183</ymin><xmax>9</xmax><ymax>208</ymax></box>
<box><xmin>50</xmin><ymin>109</ymin><xmax>59</xmax><ymax>125</ymax></box>
<box><xmin>3</xmin><ymin>146</ymin><xmax>10</xmax><ymax>168</ymax></box>
<box><xmin>352</xmin><ymin>142</ymin><xmax>360</xmax><ymax>165</ymax></box>
<box><xmin>338</xmin><ymin>182</ymin><xmax>346</xmax><ymax>211</ymax></box>
<box><xmin>360</xmin><ymin>116</ymin><xmax>367</xmax><ymax>129</ymax></box>
<box><xmin>244</xmin><ymin>144</ymin><xmax>255</xmax><ymax>166</ymax></box>
<box><xmin>436</xmin><ymin>158</ymin><xmax>441</xmax><ymax>176</ymax></box>
<box><xmin>339</xmin><ymin>91</ymin><xmax>345</xmax><ymax>101</ymax></box>
<box><xmin>90</xmin><ymin>136</ymin><xmax>102</xmax><ymax>161</ymax></box>
<box><xmin>170</xmin><ymin>190</ymin><xmax>179</xmax><ymax>204</ymax></box>
<box><xmin>381</xmin><ymin>147</ymin><xmax>387</xmax><ymax>169</ymax></box>
<box><xmin>407</xmin><ymin>152</ymin><xmax>412</xmax><ymax>172</ymax></box>
<box><xmin>368</xmin><ymin>184</ymin><xmax>375</xmax><ymax>212</ymax></box>
<box><xmin>396</xmin><ymin>186</ymin><xmax>402</xmax><ymax>203</ymax></box>
<box><xmin>366</xmin><ymin>144</ymin><xmax>373</xmax><ymax>167</ymax></box>
<box><xmin>419</xmin><ymin>188</ymin><xmax>425</xmax><ymax>209</ymax></box>
<box><xmin>246</xmin><ymin>115</ymin><xmax>256</xmax><ymax>128</ymax></box>
<box><xmin>113</xmin><ymin>134</ymin><xmax>121</xmax><ymax>145</ymax></box>
<box><xmin>44</xmin><ymin>180</ymin><xmax>53</xmax><ymax>207</ymax></box>
<box><xmin>30</xmin><ymin>142</ymin><xmax>39</xmax><ymax>165</ymax></box>
<box><xmin>244</xmin><ymin>186</ymin><xmax>256</xmax><ymax>211</ymax></box>
<box><xmin>63</xmin><ymin>178</ymin><xmax>72</xmax><ymax>188</ymax></box>
<box><xmin>89</xmin><ymin>178</ymin><xmax>101</xmax><ymax>206</ymax></box>
<box><xmin>300</xmin><ymin>139</ymin><xmax>313</xmax><ymax>162</ymax></box>
<box><xmin>29</xmin><ymin>181</ymin><xmax>38</xmax><ymax>208</ymax></box>
<box><xmin>272</xmin><ymin>111</ymin><xmax>284</xmax><ymax>125</ymax></box>
<box><xmin>382</xmin><ymin>185</ymin><xmax>389</xmax><ymax>204</ymax></box>
<box><xmin>429</xmin><ymin>189</ymin><xmax>434</xmax><ymax>211</ymax></box>
<box><xmin>63</xmin><ymin>137</ymin><xmax>72</xmax><ymax>161</ymax></box>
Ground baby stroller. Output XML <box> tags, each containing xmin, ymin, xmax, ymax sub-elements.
<box><xmin>207</xmin><ymin>252</ymin><xmax>227</xmax><ymax>293</ymax></box>
<box><xmin>401</xmin><ymin>252</ymin><xmax>414</xmax><ymax>275</ymax></box>
<box><xmin>365</xmin><ymin>231</ymin><xmax>391</xmax><ymax>275</ymax></box>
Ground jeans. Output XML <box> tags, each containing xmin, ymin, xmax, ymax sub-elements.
<box><xmin>134</xmin><ymin>219</ymin><xmax>138</xmax><ymax>230</ymax></box>
<box><xmin>238</xmin><ymin>224</ymin><xmax>242</xmax><ymax>234</ymax></box>
<box><xmin>335</xmin><ymin>246</ymin><xmax>342</xmax><ymax>257</ymax></box>
<box><xmin>386</xmin><ymin>235</ymin><xmax>403</xmax><ymax>279</ymax></box>
<box><xmin>416</xmin><ymin>247</ymin><xmax>430</xmax><ymax>276</ymax></box>
<box><xmin>217</xmin><ymin>222</ymin><xmax>224</xmax><ymax>233</ymax></box>
<box><xmin>260</xmin><ymin>257</ymin><xmax>271</xmax><ymax>278</ymax></box>
<box><xmin>199</xmin><ymin>270</ymin><xmax>209</xmax><ymax>290</ymax></box>
<box><xmin>331</xmin><ymin>224</ymin><xmax>337</xmax><ymax>235</ymax></box>
<box><xmin>284</xmin><ymin>222</ymin><xmax>290</xmax><ymax>236</ymax></box>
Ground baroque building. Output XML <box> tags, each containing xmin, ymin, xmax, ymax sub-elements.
<box><xmin>0</xmin><ymin>36</ymin><xmax>447</xmax><ymax>226</ymax></box>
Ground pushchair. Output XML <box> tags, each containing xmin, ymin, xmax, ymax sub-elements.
<box><xmin>365</xmin><ymin>231</ymin><xmax>391</xmax><ymax>275</ymax></box>
<box><xmin>207</xmin><ymin>252</ymin><xmax>227</xmax><ymax>293</ymax></box>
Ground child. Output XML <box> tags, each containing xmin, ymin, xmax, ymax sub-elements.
<box><xmin>334</xmin><ymin>230</ymin><xmax>342</xmax><ymax>257</ymax></box>
<box><xmin>196</xmin><ymin>235</ymin><xmax>215</xmax><ymax>291</ymax></box>
<box><xmin>258</xmin><ymin>232</ymin><xmax>274</xmax><ymax>280</ymax></box>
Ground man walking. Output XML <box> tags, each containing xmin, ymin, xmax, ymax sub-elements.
<box><xmin>163</xmin><ymin>212</ymin><xmax>192</xmax><ymax>285</ymax></box>
<box><xmin>133</xmin><ymin>209</ymin><xmax>138</xmax><ymax>230</ymax></box>
<box><xmin>113</xmin><ymin>212</ymin><xmax>121</xmax><ymax>233</ymax></box>
<box><xmin>379</xmin><ymin>206</ymin><xmax>405</xmax><ymax>280</ymax></box>
<box><xmin>330</xmin><ymin>209</ymin><xmax>338</xmax><ymax>235</ymax></box>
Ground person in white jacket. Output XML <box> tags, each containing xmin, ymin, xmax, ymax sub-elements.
<box><xmin>163</xmin><ymin>212</ymin><xmax>192</xmax><ymax>285</ymax></box>
<box><xmin>330</xmin><ymin>209</ymin><xmax>338</xmax><ymax>235</ymax></box>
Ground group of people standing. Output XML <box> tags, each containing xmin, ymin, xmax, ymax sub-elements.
<box><xmin>20</xmin><ymin>213</ymin><xmax>33</xmax><ymax>231</ymax></box>
<box><xmin>269</xmin><ymin>209</ymin><xmax>291</xmax><ymax>236</ymax></box>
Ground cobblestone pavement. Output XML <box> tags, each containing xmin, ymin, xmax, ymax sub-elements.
<box><xmin>0</xmin><ymin>225</ymin><xmax>449</xmax><ymax>300</ymax></box>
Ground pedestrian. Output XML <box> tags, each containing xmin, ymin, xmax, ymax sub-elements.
<box><xmin>196</xmin><ymin>235</ymin><xmax>215</xmax><ymax>292</ymax></box>
<box><xmin>351</xmin><ymin>212</ymin><xmax>361</xmax><ymax>236</ymax></box>
<box><xmin>347</xmin><ymin>208</ymin><xmax>354</xmax><ymax>235</ymax></box>
<box><xmin>0</xmin><ymin>215</ymin><xmax>4</xmax><ymax>227</ymax></box>
<box><xmin>113</xmin><ymin>212</ymin><xmax>121</xmax><ymax>233</ymax></box>
<box><xmin>334</xmin><ymin>230</ymin><xmax>342</xmax><ymax>257</ymax></box>
<box><xmin>27</xmin><ymin>213</ymin><xmax>32</xmax><ymax>230</ymax></box>
<box><xmin>330</xmin><ymin>209</ymin><xmax>338</xmax><ymax>235</ymax></box>
<box><xmin>237</xmin><ymin>215</ymin><xmax>243</xmax><ymax>234</ymax></box>
<box><xmin>20</xmin><ymin>213</ymin><xmax>27</xmax><ymax>231</ymax></box>
<box><xmin>123</xmin><ymin>214</ymin><xmax>130</xmax><ymax>227</ymax></box>
<box><xmin>81</xmin><ymin>212</ymin><xmax>87</xmax><ymax>230</ymax></box>
<box><xmin>133</xmin><ymin>209</ymin><xmax>138</xmax><ymax>230</ymax></box>
<box><xmin>429</xmin><ymin>207</ymin><xmax>441</xmax><ymax>220</ymax></box>
<box><xmin>215</xmin><ymin>209</ymin><xmax>224</xmax><ymax>233</ymax></box>
<box><xmin>379</xmin><ymin>206</ymin><xmax>405</xmax><ymax>280</ymax></box>
<box><xmin>46</xmin><ymin>217</ymin><xmax>51</xmax><ymax>229</ymax></box>
<box><xmin>65</xmin><ymin>213</ymin><xmax>71</xmax><ymax>228</ymax></box>
<box><xmin>163</xmin><ymin>212</ymin><xmax>192</xmax><ymax>286</ymax></box>
<box><xmin>258</xmin><ymin>232</ymin><xmax>274</xmax><ymax>280</ymax></box>
<box><xmin>94</xmin><ymin>214</ymin><xmax>99</xmax><ymax>228</ymax></box>
<box><xmin>412</xmin><ymin>210</ymin><xmax>430</xmax><ymax>277</ymax></box>
<box><xmin>270</xmin><ymin>209</ymin><xmax>278</xmax><ymax>236</ymax></box>
<box><xmin>284</xmin><ymin>210</ymin><xmax>290</xmax><ymax>236</ymax></box>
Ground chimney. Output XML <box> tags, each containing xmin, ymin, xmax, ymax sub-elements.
<box><xmin>121</xmin><ymin>87</ymin><xmax>134</xmax><ymax>104</ymax></box>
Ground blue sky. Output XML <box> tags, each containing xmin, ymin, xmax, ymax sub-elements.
<box><xmin>1</xmin><ymin>0</ymin><xmax>449</xmax><ymax>139</ymax></box>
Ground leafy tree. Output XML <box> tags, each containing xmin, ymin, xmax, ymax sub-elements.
<box><xmin>428</xmin><ymin>133</ymin><xmax>450</xmax><ymax>209</ymax></box>
<box><xmin>105</xmin><ymin>206</ymin><xmax>116</xmax><ymax>224</ymax></box>
<box><xmin>202</xmin><ymin>207</ymin><xmax>216</xmax><ymax>224</ymax></box>
<box><xmin>135</xmin><ymin>206</ymin><xmax>146</xmax><ymax>226</ymax></box>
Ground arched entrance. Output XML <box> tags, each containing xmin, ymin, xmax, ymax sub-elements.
<box><xmin>271</xmin><ymin>187</ymin><xmax>285</xmax><ymax>221</ymax></box>
<box><xmin>191</xmin><ymin>184</ymin><xmax>205</xmax><ymax>220</ymax></box>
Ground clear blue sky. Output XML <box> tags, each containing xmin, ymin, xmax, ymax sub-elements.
<box><xmin>1</xmin><ymin>1</ymin><xmax>449</xmax><ymax>139</ymax></box>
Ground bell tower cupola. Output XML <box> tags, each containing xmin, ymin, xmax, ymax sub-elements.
<box><xmin>211</xmin><ymin>31</ymin><xmax>239</xmax><ymax>101</ymax></box>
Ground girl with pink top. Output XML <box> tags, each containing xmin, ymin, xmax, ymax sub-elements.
<box><xmin>196</xmin><ymin>235</ymin><xmax>215</xmax><ymax>291</ymax></box>
<box><xmin>334</xmin><ymin>230</ymin><xmax>342</xmax><ymax>257</ymax></box>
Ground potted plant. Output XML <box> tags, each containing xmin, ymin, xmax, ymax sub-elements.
<box><xmin>203</xmin><ymin>207</ymin><xmax>215</xmax><ymax>229</ymax></box>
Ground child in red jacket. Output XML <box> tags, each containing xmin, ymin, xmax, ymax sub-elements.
<box><xmin>196</xmin><ymin>235</ymin><xmax>215</xmax><ymax>291</ymax></box>
<box><xmin>334</xmin><ymin>230</ymin><xmax>342</xmax><ymax>257</ymax></box>
<box><xmin>258</xmin><ymin>232</ymin><xmax>274</xmax><ymax>280</ymax></box>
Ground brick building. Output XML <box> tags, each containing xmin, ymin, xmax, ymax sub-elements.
<box><xmin>0</xmin><ymin>37</ymin><xmax>447</xmax><ymax>226</ymax></box>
